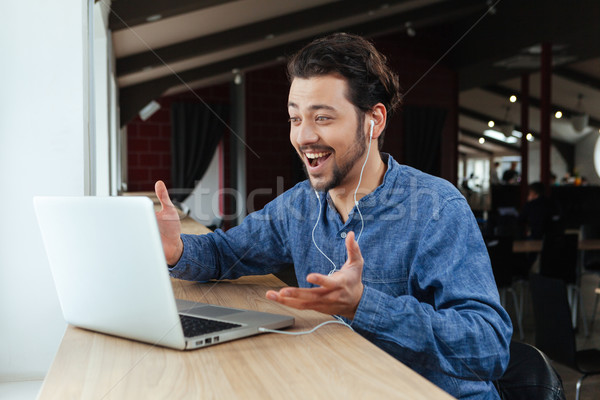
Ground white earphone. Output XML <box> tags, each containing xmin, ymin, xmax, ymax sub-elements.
<box><xmin>311</xmin><ymin>118</ymin><xmax>375</xmax><ymax>276</ymax></box>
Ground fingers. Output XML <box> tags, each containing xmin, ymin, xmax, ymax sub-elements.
<box><xmin>155</xmin><ymin>180</ymin><xmax>174</xmax><ymax>209</ymax></box>
<box><xmin>266</xmin><ymin>287</ymin><xmax>333</xmax><ymax>311</ymax></box>
<box><xmin>306</xmin><ymin>273</ymin><xmax>336</xmax><ymax>288</ymax></box>
<box><xmin>267</xmin><ymin>286</ymin><xmax>328</xmax><ymax>301</ymax></box>
<box><xmin>344</xmin><ymin>231</ymin><xmax>363</xmax><ymax>266</ymax></box>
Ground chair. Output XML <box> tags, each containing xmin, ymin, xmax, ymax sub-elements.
<box><xmin>494</xmin><ymin>341</ymin><xmax>565</xmax><ymax>400</ymax></box>
<box><xmin>529</xmin><ymin>274</ymin><xmax>600</xmax><ymax>400</ymax></box>
<box><xmin>539</xmin><ymin>232</ymin><xmax>588</xmax><ymax>335</ymax></box>
<box><xmin>487</xmin><ymin>237</ymin><xmax>524</xmax><ymax>340</ymax></box>
<box><xmin>580</xmin><ymin>222</ymin><xmax>600</xmax><ymax>325</ymax></box>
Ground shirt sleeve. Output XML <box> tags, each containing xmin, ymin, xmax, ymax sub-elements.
<box><xmin>350</xmin><ymin>198</ymin><xmax>512</xmax><ymax>381</ymax></box>
<box><xmin>168</xmin><ymin>195</ymin><xmax>293</xmax><ymax>282</ymax></box>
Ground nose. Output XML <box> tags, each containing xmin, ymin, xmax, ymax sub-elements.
<box><xmin>294</xmin><ymin>121</ymin><xmax>319</xmax><ymax>146</ymax></box>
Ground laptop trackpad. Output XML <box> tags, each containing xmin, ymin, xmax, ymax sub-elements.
<box><xmin>185</xmin><ymin>306</ymin><xmax>241</xmax><ymax>318</ymax></box>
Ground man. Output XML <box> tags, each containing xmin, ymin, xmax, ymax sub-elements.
<box><xmin>501</xmin><ymin>162</ymin><xmax>519</xmax><ymax>184</ymax></box>
<box><xmin>491</xmin><ymin>162</ymin><xmax>501</xmax><ymax>185</ymax></box>
<box><xmin>155</xmin><ymin>33</ymin><xmax>511</xmax><ymax>399</ymax></box>
<box><xmin>519</xmin><ymin>181</ymin><xmax>560</xmax><ymax>239</ymax></box>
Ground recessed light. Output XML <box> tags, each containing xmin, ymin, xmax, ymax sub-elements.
<box><xmin>146</xmin><ymin>14</ymin><xmax>162</xmax><ymax>22</ymax></box>
<box><xmin>555</xmin><ymin>111</ymin><xmax>563</xmax><ymax>119</ymax></box>
<box><xmin>526</xmin><ymin>133</ymin><xmax>534</xmax><ymax>141</ymax></box>
<box><xmin>479</xmin><ymin>137</ymin><xmax>486</xmax><ymax>144</ymax></box>
<box><xmin>509</xmin><ymin>95</ymin><xmax>517</xmax><ymax>103</ymax></box>
<box><xmin>488</xmin><ymin>120</ymin><xmax>495</xmax><ymax>128</ymax></box>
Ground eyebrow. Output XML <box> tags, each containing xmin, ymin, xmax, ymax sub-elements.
<box><xmin>287</xmin><ymin>102</ymin><xmax>337</xmax><ymax>112</ymax></box>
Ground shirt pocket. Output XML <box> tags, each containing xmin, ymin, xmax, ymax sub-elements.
<box><xmin>361</xmin><ymin>265</ymin><xmax>408</xmax><ymax>297</ymax></box>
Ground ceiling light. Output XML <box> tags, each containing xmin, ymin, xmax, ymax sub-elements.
<box><xmin>479</xmin><ymin>137</ymin><xmax>486</xmax><ymax>144</ymax></box>
<box><xmin>555</xmin><ymin>111</ymin><xmax>563</xmax><ymax>119</ymax></box>
<box><xmin>499</xmin><ymin>123</ymin><xmax>515</xmax><ymax>138</ymax></box>
<box><xmin>484</xmin><ymin>130</ymin><xmax>518</xmax><ymax>143</ymax></box>
<box><xmin>571</xmin><ymin>94</ymin><xmax>589</xmax><ymax>133</ymax></box>
<box><xmin>572</xmin><ymin>114</ymin><xmax>589</xmax><ymax>132</ymax></box>
<box><xmin>139</xmin><ymin>100</ymin><xmax>160</xmax><ymax>121</ymax></box>
<box><xmin>146</xmin><ymin>14</ymin><xmax>162</xmax><ymax>22</ymax></box>
<box><xmin>509</xmin><ymin>95</ymin><xmax>517</xmax><ymax>103</ymax></box>
<box><xmin>488</xmin><ymin>120</ymin><xmax>495</xmax><ymax>128</ymax></box>
<box><xmin>404</xmin><ymin>22</ymin><xmax>416</xmax><ymax>37</ymax></box>
<box><xmin>526</xmin><ymin>133</ymin><xmax>534</xmax><ymax>141</ymax></box>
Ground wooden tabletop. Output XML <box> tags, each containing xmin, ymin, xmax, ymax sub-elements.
<box><xmin>37</xmin><ymin>274</ymin><xmax>454</xmax><ymax>399</ymax></box>
<box><xmin>38</xmin><ymin>194</ymin><xmax>453</xmax><ymax>399</ymax></box>
<box><xmin>513</xmin><ymin>239</ymin><xmax>600</xmax><ymax>253</ymax></box>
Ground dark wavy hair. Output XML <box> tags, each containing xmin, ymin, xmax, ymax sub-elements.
<box><xmin>287</xmin><ymin>33</ymin><xmax>402</xmax><ymax>149</ymax></box>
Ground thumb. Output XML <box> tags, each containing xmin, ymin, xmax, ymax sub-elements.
<box><xmin>155</xmin><ymin>180</ymin><xmax>175</xmax><ymax>210</ymax></box>
<box><xmin>344</xmin><ymin>231</ymin><xmax>363</xmax><ymax>267</ymax></box>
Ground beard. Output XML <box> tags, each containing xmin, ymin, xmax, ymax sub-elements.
<box><xmin>301</xmin><ymin>121</ymin><xmax>368</xmax><ymax>192</ymax></box>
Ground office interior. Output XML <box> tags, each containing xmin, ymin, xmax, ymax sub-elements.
<box><xmin>2</xmin><ymin>1</ymin><xmax>600</xmax><ymax>398</ymax></box>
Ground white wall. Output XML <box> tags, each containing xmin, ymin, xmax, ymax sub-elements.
<box><xmin>94</xmin><ymin>1</ymin><xmax>112</xmax><ymax>196</ymax></box>
<box><xmin>575</xmin><ymin>131</ymin><xmax>600</xmax><ymax>185</ymax></box>
<box><xmin>527</xmin><ymin>141</ymin><xmax>568</xmax><ymax>183</ymax></box>
<box><xmin>0</xmin><ymin>0</ymin><xmax>88</xmax><ymax>382</ymax></box>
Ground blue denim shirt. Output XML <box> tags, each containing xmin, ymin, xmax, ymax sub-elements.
<box><xmin>170</xmin><ymin>154</ymin><xmax>512</xmax><ymax>399</ymax></box>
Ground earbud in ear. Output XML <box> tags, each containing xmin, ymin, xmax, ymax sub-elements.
<box><xmin>369</xmin><ymin>120</ymin><xmax>374</xmax><ymax>139</ymax></box>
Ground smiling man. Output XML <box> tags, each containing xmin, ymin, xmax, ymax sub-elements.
<box><xmin>155</xmin><ymin>33</ymin><xmax>512</xmax><ymax>399</ymax></box>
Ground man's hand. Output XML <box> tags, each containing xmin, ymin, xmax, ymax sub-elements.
<box><xmin>155</xmin><ymin>180</ymin><xmax>183</xmax><ymax>266</ymax></box>
<box><xmin>266</xmin><ymin>231</ymin><xmax>364</xmax><ymax>319</ymax></box>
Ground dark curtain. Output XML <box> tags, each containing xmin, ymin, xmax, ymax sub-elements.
<box><xmin>403</xmin><ymin>105</ymin><xmax>447</xmax><ymax>176</ymax></box>
<box><xmin>171</xmin><ymin>102</ymin><xmax>228</xmax><ymax>201</ymax></box>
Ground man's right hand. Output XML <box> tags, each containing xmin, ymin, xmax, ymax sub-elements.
<box><xmin>155</xmin><ymin>180</ymin><xmax>184</xmax><ymax>266</ymax></box>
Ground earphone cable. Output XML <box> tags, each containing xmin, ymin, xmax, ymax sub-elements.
<box><xmin>353</xmin><ymin>122</ymin><xmax>374</xmax><ymax>244</ymax></box>
<box><xmin>312</xmin><ymin>193</ymin><xmax>339</xmax><ymax>274</ymax></box>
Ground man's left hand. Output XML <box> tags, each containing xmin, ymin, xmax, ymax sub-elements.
<box><xmin>266</xmin><ymin>231</ymin><xmax>364</xmax><ymax>319</ymax></box>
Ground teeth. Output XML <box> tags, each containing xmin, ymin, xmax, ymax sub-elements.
<box><xmin>305</xmin><ymin>152</ymin><xmax>329</xmax><ymax>159</ymax></box>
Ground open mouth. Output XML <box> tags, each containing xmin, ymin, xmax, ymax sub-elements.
<box><xmin>305</xmin><ymin>152</ymin><xmax>332</xmax><ymax>168</ymax></box>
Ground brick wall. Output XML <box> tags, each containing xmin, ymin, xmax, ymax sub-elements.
<box><xmin>127</xmin><ymin>107</ymin><xmax>172</xmax><ymax>191</ymax></box>
<box><xmin>126</xmin><ymin>85</ymin><xmax>230</xmax><ymax>192</ymax></box>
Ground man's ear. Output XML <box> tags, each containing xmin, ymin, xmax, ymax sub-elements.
<box><xmin>368</xmin><ymin>103</ymin><xmax>387</xmax><ymax>140</ymax></box>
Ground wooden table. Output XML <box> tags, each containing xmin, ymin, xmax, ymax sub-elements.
<box><xmin>512</xmin><ymin>240</ymin><xmax>543</xmax><ymax>253</ymax></box>
<box><xmin>38</xmin><ymin>193</ymin><xmax>454</xmax><ymax>399</ymax></box>
<box><xmin>513</xmin><ymin>239</ymin><xmax>600</xmax><ymax>253</ymax></box>
<box><xmin>37</xmin><ymin>274</ymin><xmax>454</xmax><ymax>399</ymax></box>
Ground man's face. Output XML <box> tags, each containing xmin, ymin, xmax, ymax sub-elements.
<box><xmin>287</xmin><ymin>75</ymin><xmax>367</xmax><ymax>192</ymax></box>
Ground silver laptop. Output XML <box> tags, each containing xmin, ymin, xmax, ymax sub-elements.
<box><xmin>33</xmin><ymin>196</ymin><xmax>294</xmax><ymax>350</ymax></box>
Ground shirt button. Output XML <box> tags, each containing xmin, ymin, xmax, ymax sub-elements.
<box><xmin>340</xmin><ymin>232</ymin><xmax>347</xmax><ymax>239</ymax></box>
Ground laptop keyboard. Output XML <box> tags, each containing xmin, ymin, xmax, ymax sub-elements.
<box><xmin>179</xmin><ymin>314</ymin><xmax>242</xmax><ymax>338</ymax></box>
